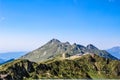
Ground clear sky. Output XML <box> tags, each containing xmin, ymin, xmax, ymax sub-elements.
<box><xmin>0</xmin><ymin>0</ymin><xmax>120</xmax><ymax>52</ymax></box>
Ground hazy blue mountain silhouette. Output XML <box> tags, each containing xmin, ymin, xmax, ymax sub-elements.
<box><xmin>0</xmin><ymin>58</ymin><xmax>5</xmax><ymax>64</ymax></box>
<box><xmin>107</xmin><ymin>46</ymin><xmax>120</xmax><ymax>59</ymax></box>
<box><xmin>0</xmin><ymin>58</ymin><xmax>14</xmax><ymax>65</ymax></box>
<box><xmin>0</xmin><ymin>51</ymin><xmax>27</xmax><ymax>60</ymax></box>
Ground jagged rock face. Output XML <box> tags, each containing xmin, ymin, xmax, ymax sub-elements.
<box><xmin>87</xmin><ymin>44</ymin><xmax>98</xmax><ymax>50</ymax></box>
<box><xmin>21</xmin><ymin>39</ymin><xmax>118</xmax><ymax>62</ymax></box>
<box><xmin>0</xmin><ymin>54</ymin><xmax>120</xmax><ymax>79</ymax></box>
<box><xmin>21</xmin><ymin>39</ymin><xmax>86</xmax><ymax>62</ymax></box>
<box><xmin>0</xmin><ymin>59</ymin><xmax>37</xmax><ymax>80</ymax></box>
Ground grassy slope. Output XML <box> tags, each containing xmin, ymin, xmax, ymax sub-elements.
<box><xmin>0</xmin><ymin>54</ymin><xmax>120</xmax><ymax>80</ymax></box>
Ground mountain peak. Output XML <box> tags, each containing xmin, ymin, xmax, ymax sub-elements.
<box><xmin>73</xmin><ymin>43</ymin><xmax>77</xmax><ymax>45</ymax></box>
<box><xmin>48</xmin><ymin>38</ymin><xmax>61</xmax><ymax>43</ymax></box>
<box><xmin>111</xmin><ymin>46</ymin><xmax>120</xmax><ymax>50</ymax></box>
<box><xmin>87</xmin><ymin>44</ymin><xmax>98</xmax><ymax>50</ymax></box>
<box><xmin>107</xmin><ymin>46</ymin><xmax>120</xmax><ymax>59</ymax></box>
<box><xmin>64</xmin><ymin>42</ymin><xmax>70</xmax><ymax>45</ymax></box>
<box><xmin>21</xmin><ymin>39</ymin><xmax>118</xmax><ymax>62</ymax></box>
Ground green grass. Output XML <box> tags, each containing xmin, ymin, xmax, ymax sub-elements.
<box><xmin>0</xmin><ymin>54</ymin><xmax>120</xmax><ymax>80</ymax></box>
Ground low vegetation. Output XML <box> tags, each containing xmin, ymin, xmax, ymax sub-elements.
<box><xmin>0</xmin><ymin>54</ymin><xmax>120</xmax><ymax>80</ymax></box>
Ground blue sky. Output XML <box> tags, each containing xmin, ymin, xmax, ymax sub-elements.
<box><xmin>0</xmin><ymin>0</ymin><xmax>120</xmax><ymax>52</ymax></box>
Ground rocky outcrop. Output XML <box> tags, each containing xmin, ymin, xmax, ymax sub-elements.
<box><xmin>21</xmin><ymin>39</ymin><xmax>118</xmax><ymax>62</ymax></box>
<box><xmin>0</xmin><ymin>59</ymin><xmax>37</xmax><ymax>80</ymax></box>
<box><xmin>0</xmin><ymin>54</ymin><xmax>120</xmax><ymax>79</ymax></box>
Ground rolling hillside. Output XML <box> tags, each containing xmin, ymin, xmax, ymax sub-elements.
<box><xmin>0</xmin><ymin>54</ymin><xmax>120</xmax><ymax>79</ymax></box>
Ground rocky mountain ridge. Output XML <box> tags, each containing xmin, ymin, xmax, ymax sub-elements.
<box><xmin>21</xmin><ymin>39</ymin><xmax>118</xmax><ymax>62</ymax></box>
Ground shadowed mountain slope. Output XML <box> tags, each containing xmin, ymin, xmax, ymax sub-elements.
<box><xmin>21</xmin><ymin>39</ymin><xmax>118</xmax><ymax>62</ymax></box>
<box><xmin>0</xmin><ymin>54</ymin><xmax>120</xmax><ymax>80</ymax></box>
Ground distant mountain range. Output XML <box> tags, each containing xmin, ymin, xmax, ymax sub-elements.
<box><xmin>21</xmin><ymin>39</ymin><xmax>118</xmax><ymax>62</ymax></box>
<box><xmin>107</xmin><ymin>46</ymin><xmax>120</xmax><ymax>59</ymax></box>
<box><xmin>0</xmin><ymin>39</ymin><xmax>120</xmax><ymax>79</ymax></box>
<box><xmin>0</xmin><ymin>52</ymin><xmax>27</xmax><ymax>65</ymax></box>
<box><xmin>0</xmin><ymin>51</ymin><xmax>27</xmax><ymax>60</ymax></box>
<box><xmin>0</xmin><ymin>58</ymin><xmax>5</xmax><ymax>64</ymax></box>
<box><xmin>0</xmin><ymin>58</ymin><xmax>14</xmax><ymax>65</ymax></box>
